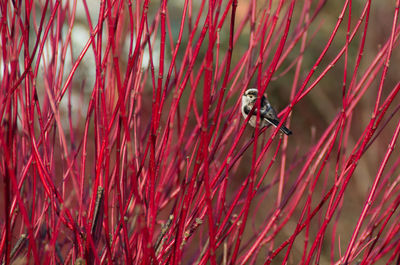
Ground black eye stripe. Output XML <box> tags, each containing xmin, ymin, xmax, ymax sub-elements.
<box><xmin>246</xmin><ymin>91</ymin><xmax>258</xmax><ymax>97</ymax></box>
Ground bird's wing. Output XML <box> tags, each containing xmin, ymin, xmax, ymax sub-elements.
<box><xmin>259</xmin><ymin>98</ymin><xmax>278</xmax><ymax>120</ymax></box>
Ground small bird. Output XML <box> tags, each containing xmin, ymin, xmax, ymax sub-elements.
<box><xmin>241</xmin><ymin>88</ymin><xmax>292</xmax><ymax>135</ymax></box>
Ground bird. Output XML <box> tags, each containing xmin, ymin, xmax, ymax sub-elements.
<box><xmin>241</xmin><ymin>88</ymin><xmax>292</xmax><ymax>135</ymax></box>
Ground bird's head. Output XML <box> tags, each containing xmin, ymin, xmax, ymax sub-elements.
<box><xmin>242</xmin><ymin>88</ymin><xmax>259</xmax><ymax>105</ymax></box>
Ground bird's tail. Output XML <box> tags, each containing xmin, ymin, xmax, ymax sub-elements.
<box><xmin>265</xmin><ymin>118</ymin><xmax>292</xmax><ymax>135</ymax></box>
